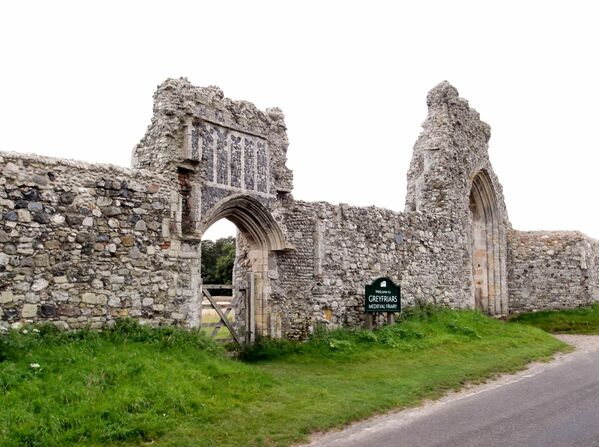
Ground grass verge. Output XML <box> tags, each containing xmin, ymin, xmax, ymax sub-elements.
<box><xmin>510</xmin><ymin>303</ymin><xmax>599</xmax><ymax>334</ymax></box>
<box><xmin>1</xmin><ymin>309</ymin><xmax>566</xmax><ymax>447</ymax></box>
<box><xmin>199</xmin><ymin>312</ymin><xmax>235</xmax><ymax>341</ymax></box>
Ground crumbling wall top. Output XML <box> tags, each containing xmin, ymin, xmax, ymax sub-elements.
<box><xmin>0</xmin><ymin>150</ymin><xmax>168</xmax><ymax>182</ymax></box>
<box><xmin>405</xmin><ymin>80</ymin><xmax>506</xmax><ymax>226</ymax></box>
<box><xmin>425</xmin><ymin>80</ymin><xmax>491</xmax><ymax>144</ymax></box>
<box><xmin>133</xmin><ymin>78</ymin><xmax>293</xmax><ymax>193</ymax></box>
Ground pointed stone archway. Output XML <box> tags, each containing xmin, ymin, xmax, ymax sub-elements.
<box><xmin>199</xmin><ymin>194</ymin><xmax>288</xmax><ymax>342</ymax></box>
<box><xmin>200</xmin><ymin>194</ymin><xmax>287</xmax><ymax>252</ymax></box>
<box><xmin>469</xmin><ymin>170</ymin><xmax>505</xmax><ymax>314</ymax></box>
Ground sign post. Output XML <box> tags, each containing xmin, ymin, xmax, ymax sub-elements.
<box><xmin>364</xmin><ymin>277</ymin><xmax>401</xmax><ymax>329</ymax></box>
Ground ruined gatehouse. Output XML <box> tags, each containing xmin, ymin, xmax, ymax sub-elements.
<box><xmin>1</xmin><ymin>79</ymin><xmax>597</xmax><ymax>338</ymax></box>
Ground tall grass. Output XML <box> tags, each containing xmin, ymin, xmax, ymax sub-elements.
<box><xmin>0</xmin><ymin>310</ymin><xmax>566</xmax><ymax>447</ymax></box>
<box><xmin>510</xmin><ymin>303</ymin><xmax>599</xmax><ymax>334</ymax></box>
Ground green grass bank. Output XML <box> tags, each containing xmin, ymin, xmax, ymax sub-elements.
<box><xmin>1</xmin><ymin>308</ymin><xmax>566</xmax><ymax>447</ymax></box>
<box><xmin>510</xmin><ymin>303</ymin><xmax>599</xmax><ymax>334</ymax></box>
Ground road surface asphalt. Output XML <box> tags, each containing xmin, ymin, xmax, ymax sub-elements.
<box><xmin>304</xmin><ymin>335</ymin><xmax>599</xmax><ymax>447</ymax></box>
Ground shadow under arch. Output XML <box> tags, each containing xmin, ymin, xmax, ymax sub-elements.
<box><xmin>469</xmin><ymin>169</ymin><xmax>505</xmax><ymax>314</ymax></box>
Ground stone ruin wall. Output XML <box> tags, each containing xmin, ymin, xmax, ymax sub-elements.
<box><xmin>507</xmin><ymin>230</ymin><xmax>599</xmax><ymax>312</ymax></box>
<box><xmin>133</xmin><ymin>79</ymin><xmax>293</xmax><ymax>194</ymax></box>
<box><xmin>405</xmin><ymin>82</ymin><xmax>511</xmax><ymax>315</ymax></box>
<box><xmin>2</xmin><ymin>78</ymin><xmax>599</xmax><ymax>335</ymax></box>
<box><xmin>0</xmin><ymin>152</ymin><xmax>201</xmax><ymax>329</ymax></box>
<box><xmin>593</xmin><ymin>240</ymin><xmax>599</xmax><ymax>302</ymax></box>
<box><xmin>263</xmin><ymin>200</ymin><xmax>471</xmax><ymax>338</ymax></box>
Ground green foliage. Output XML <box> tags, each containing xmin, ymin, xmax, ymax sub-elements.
<box><xmin>215</xmin><ymin>243</ymin><xmax>235</xmax><ymax>283</ymax></box>
<box><xmin>510</xmin><ymin>303</ymin><xmax>599</xmax><ymax>334</ymax></box>
<box><xmin>0</xmin><ymin>312</ymin><xmax>567</xmax><ymax>447</ymax></box>
<box><xmin>357</xmin><ymin>330</ymin><xmax>379</xmax><ymax>343</ymax></box>
<box><xmin>0</xmin><ymin>323</ymin><xmax>92</xmax><ymax>362</ymax></box>
<box><xmin>0</xmin><ymin>321</ymin><xmax>230</xmax><ymax>446</ymax></box>
<box><xmin>106</xmin><ymin>319</ymin><xmax>222</xmax><ymax>353</ymax></box>
<box><xmin>400</xmin><ymin>299</ymin><xmax>445</xmax><ymax>321</ymax></box>
<box><xmin>238</xmin><ymin>307</ymin><xmax>535</xmax><ymax>363</ymax></box>
<box><xmin>0</xmin><ymin>329</ymin><xmax>20</xmax><ymax>362</ymax></box>
<box><xmin>201</xmin><ymin>236</ymin><xmax>235</xmax><ymax>288</ymax></box>
<box><xmin>1</xmin><ymin>319</ymin><xmax>221</xmax><ymax>363</ymax></box>
<box><xmin>447</xmin><ymin>321</ymin><xmax>482</xmax><ymax>339</ymax></box>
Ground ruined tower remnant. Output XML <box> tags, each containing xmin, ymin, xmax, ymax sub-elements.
<box><xmin>1</xmin><ymin>79</ymin><xmax>597</xmax><ymax>337</ymax></box>
<box><xmin>405</xmin><ymin>82</ymin><xmax>509</xmax><ymax>315</ymax></box>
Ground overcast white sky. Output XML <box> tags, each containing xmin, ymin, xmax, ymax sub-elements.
<box><xmin>1</xmin><ymin>0</ymin><xmax>597</xmax><ymax>240</ymax></box>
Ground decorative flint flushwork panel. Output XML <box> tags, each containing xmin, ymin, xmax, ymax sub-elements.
<box><xmin>186</xmin><ymin>120</ymin><xmax>270</xmax><ymax>195</ymax></box>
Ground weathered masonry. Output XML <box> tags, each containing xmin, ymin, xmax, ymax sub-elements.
<box><xmin>1</xmin><ymin>79</ymin><xmax>598</xmax><ymax>337</ymax></box>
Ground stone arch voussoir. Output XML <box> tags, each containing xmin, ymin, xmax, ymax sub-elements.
<box><xmin>199</xmin><ymin>194</ymin><xmax>288</xmax><ymax>252</ymax></box>
<box><xmin>469</xmin><ymin>169</ymin><xmax>506</xmax><ymax>314</ymax></box>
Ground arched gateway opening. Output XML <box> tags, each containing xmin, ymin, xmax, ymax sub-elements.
<box><xmin>199</xmin><ymin>194</ymin><xmax>286</xmax><ymax>343</ymax></box>
<box><xmin>469</xmin><ymin>171</ymin><xmax>504</xmax><ymax>314</ymax></box>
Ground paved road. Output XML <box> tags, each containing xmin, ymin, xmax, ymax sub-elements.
<box><xmin>305</xmin><ymin>336</ymin><xmax>599</xmax><ymax>447</ymax></box>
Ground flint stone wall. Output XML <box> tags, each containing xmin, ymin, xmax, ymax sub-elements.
<box><xmin>507</xmin><ymin>230</ymin><xmax>599</xmax><ymax>312</ymax></box>
<box><xmin>2</xmin><ymin>78</ymin><xmax>599</xmax><ymax>336</ymax></box>
<box><xmin>133</xmin><ymin>79</ymin><xmax>293</xmax><ymax>237</ymax></box>
<box><xmin>0</xmin><ymin>152</ymin><xmax>199</xmax><ymax>329</ymax></box>
<box><xmin>405</xmin><ymin>82</ymin><xmax>510</xmax><ymax>315</ymax></box>
<box><xmin>133</xmin><ymin>80</ymin><xmax>293</xmax><ymax>192</ymax></box>
<box><xmin>232</xmin><ymin>198</ymin><xmax>471</xmax><ymax>339</ymax></box>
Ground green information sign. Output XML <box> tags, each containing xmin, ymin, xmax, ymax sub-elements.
<box><xmin>365</xmin><ymin>277</ymin><xmax>401</xmax><ymax>313</ymax></box>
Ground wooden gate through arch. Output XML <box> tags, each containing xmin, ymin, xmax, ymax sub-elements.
<box><xmin>200</xmin><ymin>275</ymin><xmax>255</xmax><ymax>345</ymax></box>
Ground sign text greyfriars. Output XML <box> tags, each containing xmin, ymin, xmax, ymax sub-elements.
<box><xmin>365</xmin><ymin>277</ymin><xmax>401</xmax><ymax>313</ymax></box>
